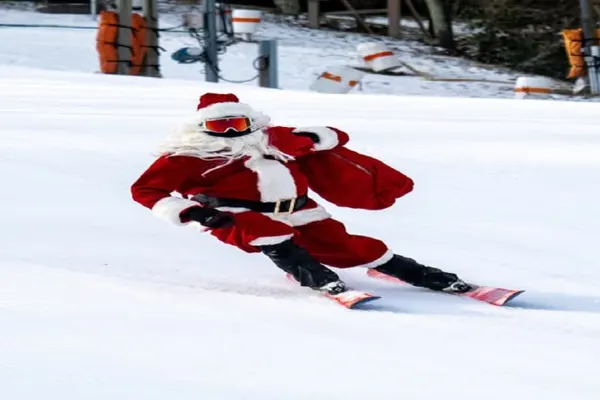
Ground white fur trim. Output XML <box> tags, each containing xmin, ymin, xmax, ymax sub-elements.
<box><xmin>267</xmin><ymin>204</ymin><xmax>331</xmax><ymax>227</ymax></box>
<box><xmin>194</xmin><ymin>102</ymin><xmax>271</xmax><ymax>131</ymax></box>
<box><xmin>215</xmin><ymin>206</ymin><xmax>250</xmax><ymax>213</ymax></box>
<box><xmin>249</xmin><ymin>234</ymin><xmax>294</xmax><ymax>246</ymax></box>
<box><xmin>244</xmin><ymin>157</ymin><xmax>297</xmax><ymax>202</ymax></box>
<box><xmin>151</xmin><ymin>196</ymin><xmax>200</xmax><ymax>225</ymax></box>
<box><xmin>197</xmin><ymin>102</ymin><xmax>253</xmax><ymax>120</ymax></box>
<box><xmin>355</xmin><ymin>249</ymin><xmax>394</xmax><ymax>269</ymax></box>
<box><xmin>293</xmin><ymin>127</ymin><xmax>339</xmax><ymax>151</ymax></box>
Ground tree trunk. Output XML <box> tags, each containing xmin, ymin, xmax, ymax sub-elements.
<box><xmin>423</xmin><ymin>0</ymin><xmax>455</xmax><ymax>50</ymax></box>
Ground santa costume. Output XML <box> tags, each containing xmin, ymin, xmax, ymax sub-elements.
<box><xmin>131</xmin><ymin>93</ymin><xmax>469</xmax><ymax>297</ymax></box>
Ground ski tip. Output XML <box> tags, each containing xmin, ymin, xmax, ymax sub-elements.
<box><xmin>324</xmin><ymin>290</ymin><xmax>381</xmax><ymax>309</ymax></box>
<box><xmin>348</xmin><ymin>295</ymin><xmax>382</xmax><ymax>309</ymax></box>
<box><xmin>466</xmin><ymin>288</ymin><xmax>525</xmax><ymax>306</ymax></box>
<box><xmin>496</xmin><ymin>290</ymin><xmax>525</xmax><ymax>306</ymax></box>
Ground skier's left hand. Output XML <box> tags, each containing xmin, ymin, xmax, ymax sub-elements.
<box><xmin>181</xmin><ymin>206</ymin><xmax>236</xmax><ymax>228</ymax></box>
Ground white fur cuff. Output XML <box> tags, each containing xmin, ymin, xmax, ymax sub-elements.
<box><xmin>293</xmin><ymin>126</ymin><xmax>339</xmax><ymax>151</ymax></box>
<box><xmin>151</xmin><ymin>196</ymin><xmax>200</xmax><ymax>225</ymax></box>
<box><xmin>249</xmin><ymin>234</ymin><xmax>294</xmax><ymax>246</ymax></box>
<box><xmin>356</xmin><ymin>250</ymin><xmax>394</xmax><ymax>269</ymax></box>
<box><xmin>197</xmin><ymin>102</ymin><xmax>254</xmax><ymax>120</ymax></box>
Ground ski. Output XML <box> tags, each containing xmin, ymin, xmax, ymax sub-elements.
<box><xmin>366</xmin><ymin>269</ymin><xmax>524</xmax><ymax>306</ymax></box>
<box><xmin>285</xmin><ymin>273</ymin><xmax>381</xmax><ymax>309</ymax></box>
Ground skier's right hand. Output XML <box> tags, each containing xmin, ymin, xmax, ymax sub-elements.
<box><xmin>180</xmin><ymin>207</ymin><xmax>235</xmax><ymax>228</ymax></box>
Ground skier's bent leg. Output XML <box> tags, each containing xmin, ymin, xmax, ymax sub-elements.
<box><xmin>294</xmin><ymin>218</ymin><xmax>392</xmax><ymax>268</ymax></box>
<box><xmin>256</xmin><ymin>239</ymin><xmax>343</xmax><ymax>292</ymax></box>
<box><xmin>208</xmin><ymin>211</ymin><xmax>343</xmax><ymax>292</ymax></box>
<box><xmin>294</xmin><ymin>218</ymin><xmax>466</xmax><ymax>292</ymax></box>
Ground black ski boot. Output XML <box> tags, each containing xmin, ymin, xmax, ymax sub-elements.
<box><xmin>257</xmin><ymin>239</ymin><xmax>348</xmax><ymax>295</ymax></box>
<box><xmin>374</xmin><ymin>254</ymin><xmax>471</xmax><ymax>293</ymax></box>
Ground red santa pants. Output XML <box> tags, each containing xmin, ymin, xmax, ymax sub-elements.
<box><xmin>209</xmin><ymin>211</ymin><xmax>390</xmax><ymax>268</ymax></box>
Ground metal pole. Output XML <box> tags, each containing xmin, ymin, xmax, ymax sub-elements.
<box><xmin>258</xmin><ymin>40</ymin><xmax>278</xmax><ymax>89</ymax></box>
<box><xmin>116</xmin><ymin>0</ymin><xmax>132</xmax><ymax>75</ymax></box>
<box><xmin>143</xmin><ymin>0</ymin><xmax>161</xmax><ymax>77</ymax></box>
<box><xmin>308</xmin><ymin>0</ymin><xmax>320</xmax><ymax>29</ymax></box>
<box><xmin>203</xmin><ymin>0</ymin><xmax>219</xmax><ymax>83</ymax></box>
<box><xmin>591</xmin><ymin>46</ymin><xmax>600</xmax><ymax>94</ymax></box>
<box><xmin>580</xmin><ymin>0</ymin><xmax>599</xmax><ymax>94</ymax></box>
<box><xmin>219</xmin><ymin>2</ymin><xmax>234</xmax><ymax>37</ymax></box>
<box><xmin>90</xmin><ymin>0</ymin><xmax>97</xmax><ymax>19</ymax></box>
<box><xmin>387</xmin><ymin>0</ymin><xmax>401</xmax><ymax>38</ymax></box>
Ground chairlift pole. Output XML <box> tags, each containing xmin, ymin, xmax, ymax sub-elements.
<box><xmin>142</xmin><ymin>0</ymin><xmax>161</xmax><ymax>77</ymax></box>
<box><xmin>258</xmin><ymin>40</ymin><xmax>278</xmax><ymax>89</ymax></box>
<box><xmin>579</xmin><ymin>0</ymin><xmax>599</xmax><ymax>94</ymax></box>
<box><xmin>90</xmin><ymin>0</ymin><xmax>97</xmax><ymax>19</ymax></box>
<box><xmin>203</xmin><ymin>0</ymin><xmax>219</xmax><ymax>83</ymax></box>
<box><xmin>116</xmin><ymin>0</ymin><xmax>132</xmax><ymax>75</ymax></box>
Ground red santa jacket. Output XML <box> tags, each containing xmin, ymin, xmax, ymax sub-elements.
<box><xmin>131</xmin><ymin>125</ymin><xmax>413</xmax><ymax>226</ymax></box>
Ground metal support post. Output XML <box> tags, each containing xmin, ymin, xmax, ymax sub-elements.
<box><xmin>308</xmin><ymin>0</ymin><xmax>320</xmax><ymax>29</ymax></box>
<box><xmin>116</xmin><ymin>0</ymin><xmax>133</xmax><ymax>75</ymax></box>
<box><xmin>218</xmin><ymin>2</ymin><xmax>234</xmax><ymax>36</ymax></box>
<box><xmin>580</xmin><ymin>0</ymin><xmax>600</xmax><ymax>94</ymax></box>
<box><xmin>90</xmin><ymin>0</ymin><xmax>97</xmax><ymax>19</ymax></box>
<box><xmin>142</xmin><ymin>0</ymin><xmax>161</xmax><ymax>77</ymax></box>
<box><xmin>590</xmin><ymin>46</ymin><xmax>600</xmax><ymax>94</ymax></box>
<box><xmin>203</xmin><ymin>0</ymin><xmax>219</xmax><ymax>83</ymax></box>
<box><xmin>387</xmin><ymin>0</ymin><xmax>401</xmax><ymax>38</ymax></box>
<box><xmin>258</xmin><ymin>40</ymin><xmax>279</xmax><ymax>89</ymax></box>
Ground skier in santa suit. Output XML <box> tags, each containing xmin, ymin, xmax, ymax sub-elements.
<box><xmin>131</xmin><ymin>93</ymin><xmax>469</xmax><ymax>297</ymax></box>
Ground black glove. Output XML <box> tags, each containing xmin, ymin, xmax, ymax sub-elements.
<box><xmin>181</xmin><ymin>207</ymin><xmax>235</xmax><ymax>228</ymax></box>
<box><xmin>292</xmin><ymin>130</ymin><xmax>320</xmax><ymax>143</ymax></box>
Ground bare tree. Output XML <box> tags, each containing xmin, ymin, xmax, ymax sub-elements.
<box><xmin>423</xmin><ymin>0</ymin><xmax>455</xmax><ymax>50</ymax></box>
<box><xmin>458</xmin><ymin>0</ymin><xmax>584</xmax><ymax>79</ymax></box>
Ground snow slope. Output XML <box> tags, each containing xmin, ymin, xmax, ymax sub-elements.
<box><xmin>1</xmin><ymin>65</ymin><xmax>599</xmax><ymax>400</ymax></box>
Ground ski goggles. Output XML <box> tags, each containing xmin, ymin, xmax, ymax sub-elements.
<box><xmin>202</xmin><ymin>116</ymin><xmax>252</xmax><ymax>134</ymax></box>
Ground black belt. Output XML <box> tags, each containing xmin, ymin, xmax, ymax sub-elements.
<box><xmin>192</xmin><ymin>193</ymin><xmax>308</xmax><ymax>215</ymax></box>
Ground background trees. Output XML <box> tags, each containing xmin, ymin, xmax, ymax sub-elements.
<box><xmin>211</xmin><ymin>1</ymin><xmax>597</xmax><ymax>80</ymax></box>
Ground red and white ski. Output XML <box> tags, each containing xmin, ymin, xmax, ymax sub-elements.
<box><xmin>366</xmin><ymin>269</ymin><xmax>524</xmax><ymax>306</ymax></box>
<box><xmin>285</xmin><ymin>273</ymin><xmax>381</xmax><ymax>309</ymax></box>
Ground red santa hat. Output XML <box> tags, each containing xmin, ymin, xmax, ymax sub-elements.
<box><xmin>194</xmin><ymin>92</ymin><xmax>266</xmax><ymax>125</ymax></box>
<box><xmin>196</xmin><ymin>93</ymin><xmax>240</xmax><ymax>111</ymax></box>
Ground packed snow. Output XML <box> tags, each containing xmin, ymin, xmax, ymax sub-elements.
<box><xmin>1</xmin><ymin>5</ymin><xmax>599</xmax><ymax>400</ymax></box>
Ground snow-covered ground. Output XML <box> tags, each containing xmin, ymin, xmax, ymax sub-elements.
<box><xmin>2</xmin><ymin>64</ymin><xmax>600</xmax><ymax>400</ymax></box>
<box><xmin>0</xmin><ymin>6</ymin><xmax>579</xmax><ymax>99</ymax></box>
<box><xmin>1</xmin><ymin>5</ymin><xmax>600</xmax><ymax>400</ymax></box>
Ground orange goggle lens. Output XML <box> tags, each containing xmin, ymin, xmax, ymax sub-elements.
<box><xmin>203</xmin><ymin>117</ymin><xmax>251</xmax><ymax>134</ymax></box>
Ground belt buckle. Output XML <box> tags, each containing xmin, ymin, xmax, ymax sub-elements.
<box><xmin>274</xmin><ymin>197</ymin><xmax>296</xmax><ymax>215</ymax></box>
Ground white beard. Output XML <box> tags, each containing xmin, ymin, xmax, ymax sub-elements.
<box><xmin>158</xmin><ymin>123</ymin><xmax>294</xmax><ymax>164</ymax></box>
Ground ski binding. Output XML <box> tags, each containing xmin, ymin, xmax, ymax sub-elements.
<box><xmin>285</xmin><ymin>273</ymin><xmax>380</xmax><ymax>309</ymax></box>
